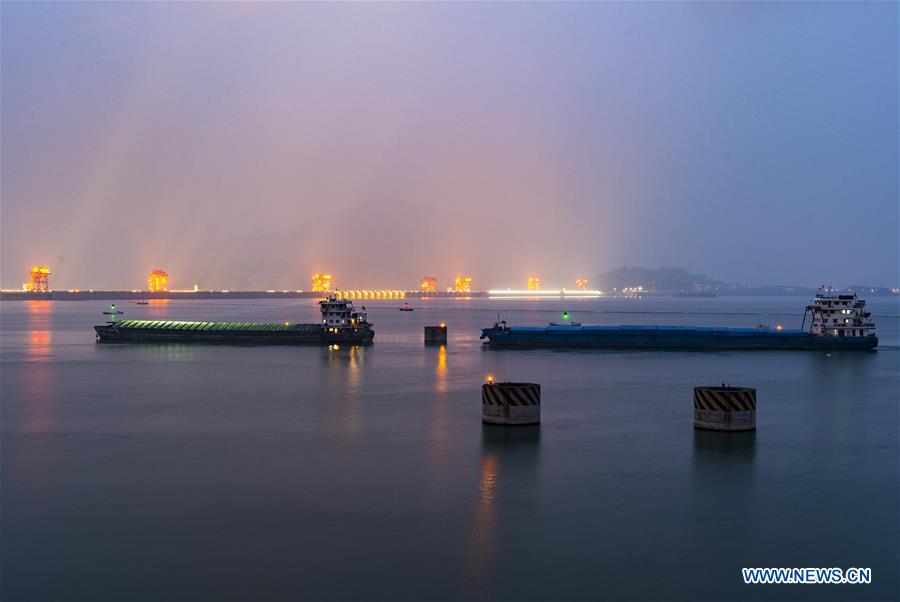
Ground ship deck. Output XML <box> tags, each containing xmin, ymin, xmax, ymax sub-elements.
<box><xmin>106</xmin><ymin>320</ymin><xmax>323</xmax><ymax>332</ymax></box>
<box><xmin>481</xmin><ymin>324</ymin><xmax>877</xmax><ymax>349</ymax></box>
<box><xmin>510</xmin><ymin>325</ymin><xmax>809</xmax><ymax>336</ymax></box>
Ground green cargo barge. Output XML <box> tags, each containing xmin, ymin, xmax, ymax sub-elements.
<box><xmin>94</xmin><ymin>296</ymin><xmax>374</xmax><ymax>345</ymax></box>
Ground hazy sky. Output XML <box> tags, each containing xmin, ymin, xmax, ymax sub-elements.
<box><xmin>2</xmin><ymin>1</ymin><xmax>897</xmax><ymax>290</ymax></box>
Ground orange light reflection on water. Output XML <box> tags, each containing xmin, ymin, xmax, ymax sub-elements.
<box><xmin>435</xmin><ymin>345</ymin><xmax>447</xmax><ymax>394</ymax></box>
<box><xmin>463</xmin><ymin>452</ymin><xmax>500</xmax><ymax>590</ymax></box>
<box><xmin>324</xmin><ymin>345</ymin><xmax>363</xmax><ymax>437</ymax></box>
<box><xmin>25</xmin><ymin>300</ymin><xmax>53</xmax><ymax>360</ymax></box>
<box><xmin>22</xmin><ymin>300</ymin><xmax>57</xmax><ymax>433</ymax></box>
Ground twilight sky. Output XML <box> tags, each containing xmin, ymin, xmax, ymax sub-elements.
<box><xmin>2</xmin><ymin>1</ymin><xmax>897</xmax><ymax>290</ymax></box>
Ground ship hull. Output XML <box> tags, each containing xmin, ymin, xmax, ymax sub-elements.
<box><xmin>480</xmin><ymin>326</ymin><xmax>877</xmax><ymax>350</ymax></box>
<box><xmin>95</xmin><ymin>324</ymin><xmax>374</xmax><ymax>345</ymax></box>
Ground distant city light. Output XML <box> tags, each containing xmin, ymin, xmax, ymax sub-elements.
<box><xmin>148</xmin><ymin>269</ymin><xmax>168</xmax><ymax>292</ymax></box>
<box><xmin>420</xmin><ymin>276</ymin><xmax>438</xmax><ymax>293</ymax></box>
<box><xmin>27</xmin><ymin>265</ymin><xmax>51</xmax><ymax>292</ymax></box>
<box><xmin>453</xmin><ymin>276</ymin><xmax>472</xmax><ymax>293</ymax></box>
<box><xmin>312</xmin><ymin>273</ymin><xmax>333</xmax><ymax>293</ymax></box>
<box><xmin>488</xmin><ymin>289</ymin><xmax>603</xmax><ymax>298</ymax></box>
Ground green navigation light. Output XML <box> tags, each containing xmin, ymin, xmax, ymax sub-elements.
<box><xmin>563</xmin><ymin>311</ymin><xmax>569</xmax><ymax>320</ymax></box>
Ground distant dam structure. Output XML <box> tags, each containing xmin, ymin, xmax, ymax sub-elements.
<box><xmin>0</xmin><ymin>289</ymin><xmax>488</xmax><ymax>301</ymax></box>
<box><xmin>334</xmin><ymin>290</ymin><xmax>407</xmax><ymax>300</ymax></box>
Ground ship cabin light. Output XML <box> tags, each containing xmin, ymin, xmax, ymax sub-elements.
<box><xmin>775</xmin><ymin>325</ymin><xmax>783</xmax><ymax>331</ymax></box>
<box><xmin>486</xmin><ymin>375</ymin><xmax>494</xmax><ymax>384</ymax></box>
<box><xmin>439</xmin><ymin>322</ymin><xmax>446</xmax><ymax>328</ymax></box>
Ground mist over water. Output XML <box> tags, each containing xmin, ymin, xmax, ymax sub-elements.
<box><xmin>2</xmin><ymin>2</ymin><xmax>898</xmax><ymax>290</ymax></box>
<box><xmin>1</xmin><ymin>297</ymin><xmax>898</xmax><ymax>600</ymax></box>
<box><xmin>2</xmin><ymin>2</ymin><xmax>899</xmax><ymax>598</ymax></box>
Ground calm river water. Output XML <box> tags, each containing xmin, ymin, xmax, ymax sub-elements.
<box><xmin>2</xmin><ymin>296</ymin><xmax>898</xmax><ymax>600</ymax></box>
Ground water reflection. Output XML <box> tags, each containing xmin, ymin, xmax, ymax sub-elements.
<box><xmin>323</xmin><ymin>344</ymin><xmax>365</xmax><ymax>375</ymax></box>
<box><xmin>20</xmin><ymin>301</ymin><xmax>57</xmax><ymax>434</ymax></box>
<box><xmin>804</xmin><ymin>351</ymin><xmax>878</xmax><ymax>452</ymax></box>
<box><xmin>139</xmin><ymin>344</ymin><xmax>199</xmax><ymax>362</ymax></box>
<box><xmin>436</xmin><ymin>345</ymin><xmax>447</xmax><ymax>394</ymax></box>
<box><xmin>146</xmin><ymin>298</ymin><xmax>171</xmax><ymax>307</ymax></box>
<box><xmin>20</xmin><ymin>355</ymin><xmax>57</xmax><ymax>434</ymax></box>
<box><xmin>25</xmin><ymin>299</ymin><xmax>52</xmax><ymax>317</ymax></box>
<box><xmin>27</xmin><ymin>330</ymin><xmax>53</xmax><ymax>360</ymax></box>
<box><xmin>424</xmin><ymin>345</ymin><xmax>451</xmax><ymax>501</ymax></box>
<box><xmin>692</xmin><ymin>428</ymin><xmax>756</xmax><ymax>466</ymax></box>
<box><xmin>463</xmin><ymin>425</ymin><xmax>541</xmax><ymax>596</ymax></box>
<box><xmin>428</xmin><ymin>345</ymin><xmax>449</xmax><ymax>446</ymax></box>
<box><xmin>322</xmin><ymin>345</ymin><xmax>365</xmax><ymax>436</ymax></box>
<box><xmin>464</xmin><ymin>450</ymin><xmax>500</xmax><ymax>593</ymax></box>
<box><xmin>481</xmin><ymin>424</ymin><xmax>541</xmax><ymax>447</ymax></box>
<box><xmin>25</xmin><ymin>301</ymin><xmax>53</xmax><ymax>361</ymax></box>
<box><xmin>690</xmin><ymin>429</ymin><xmax>757</xmax><ymax>537</ymax></box>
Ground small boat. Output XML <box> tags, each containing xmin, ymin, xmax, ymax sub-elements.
<box><xmin>549</xmin><ymin>311</ymin><xmax>580</xmax><ymax>326</ymax></box>
<box><xmin>399</xmin><ymin>302</ymin><xmax>414</xmax><ymax>312</ymax></box>
<box><xmin>102</xmin><ymin>304</ymin><xmax>124</xmax><ymax>317</ymax></box>
<box><xmin>136</xmin><ymin>301</ymin><xmax>149</xmax><ymax>305</ymax></box>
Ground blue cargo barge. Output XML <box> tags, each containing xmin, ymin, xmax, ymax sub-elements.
<box><xmin>480</xmin><ymin>288</ymin><xmax>878</xmax><ymax>351</ymax></box>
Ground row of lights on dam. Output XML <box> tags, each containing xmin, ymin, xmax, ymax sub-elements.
<box><xmin>19</xmin><ymin>266</ymin><xmax>594</xmax><ymax>294</ymax></box>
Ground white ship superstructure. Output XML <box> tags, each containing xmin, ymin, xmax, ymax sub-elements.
<box><xmin>320</xmin><ymin>295</ymin><xmax>369</xmax><ymax>331</ymax></box>
<box><xmin>802</xmin><ymin>287</ymin><xmax>876</xmax><ymax>338</ymax></box>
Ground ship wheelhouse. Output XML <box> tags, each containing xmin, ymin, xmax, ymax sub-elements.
<box><xmin>802</xmin><ymin>287</ymin><xmax>875</xmax><ymax>338</ymax></box>
<box><xmin>319</xmin><ymin>296</ymin><xmax>369</xmax><ymax>332</ymax></box>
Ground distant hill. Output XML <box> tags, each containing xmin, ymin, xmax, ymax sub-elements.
<box><xmin>594</xmin><ymin>266</ymin><xmax>720</xmax><ymax>293</ymax></box>
<box><xmin>593</xmin><ymin>267</ymin><xmax>898</xmax><ymax>296</ymax></box>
